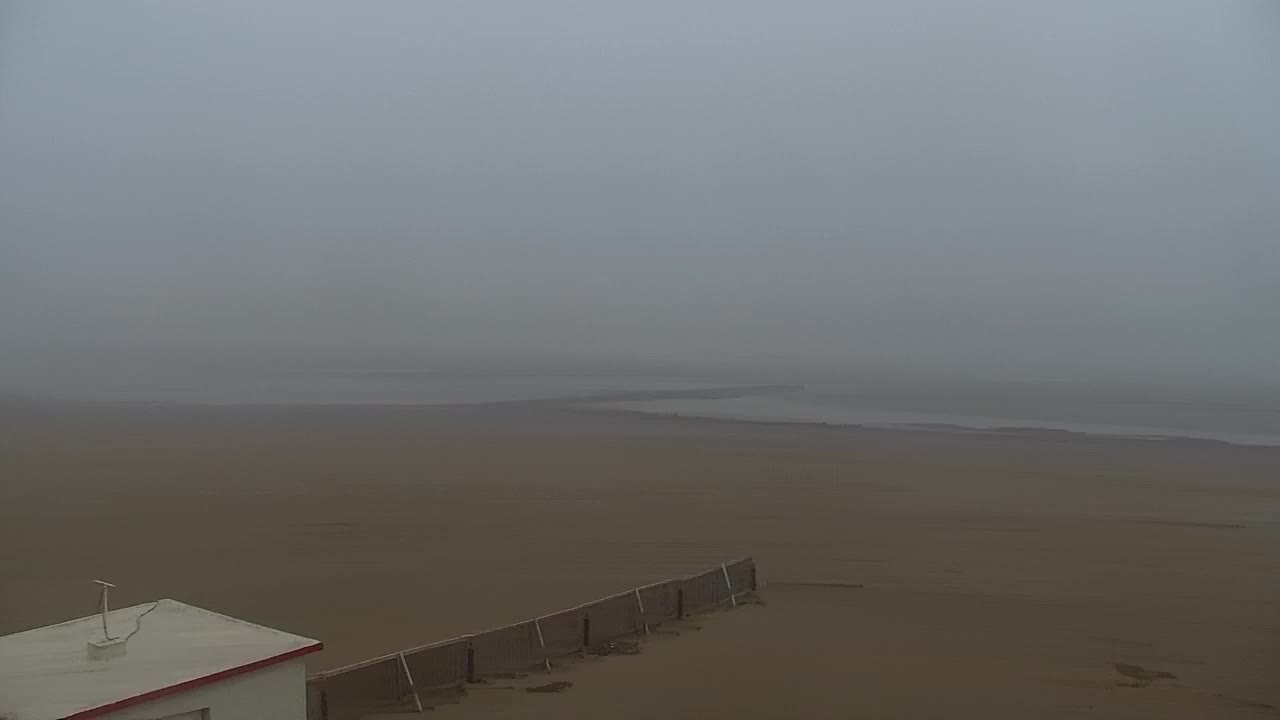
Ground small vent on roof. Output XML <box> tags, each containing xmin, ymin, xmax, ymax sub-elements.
<box><xmin>88</xmin><ymin>634</ymin><xmax>129</xmax><ymax>660</ymax></box>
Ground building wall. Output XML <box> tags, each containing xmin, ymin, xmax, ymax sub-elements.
<box><xmin>101</xmin><ymin>658</ymin><xmax>307</xmax><ymax>720</ymax></box>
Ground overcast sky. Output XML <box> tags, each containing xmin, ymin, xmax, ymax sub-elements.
<box><xmin>2</xmin><ymin>1</ymin><xmax>1278</xmax><ymax>384</ymax></box>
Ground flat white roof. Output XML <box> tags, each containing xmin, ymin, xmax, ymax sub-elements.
<box><xmin>0</xmin><ymin>599</ymin><xmax>322</xmax><ymax>720</ymax></box>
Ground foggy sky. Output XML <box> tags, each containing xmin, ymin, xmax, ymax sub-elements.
<box><xmin>2</xmin><ymin>1</ymin><xmax>1278</xmax><ymax>384</ymax></box>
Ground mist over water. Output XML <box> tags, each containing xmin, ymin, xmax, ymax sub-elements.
<box><xmin>3</xmin><ymin>347</ymin><xmax>1276</xmax><ymax>446</ymax></box>
<box><xmin>3</xmin><ymin>1</ymin><xmax>1279</xmax><ymax>433</ymax></box>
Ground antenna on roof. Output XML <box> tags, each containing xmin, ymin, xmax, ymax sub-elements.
<box><xmin>93</xmin><ymin>580</ymin><xmax>117</xmax><ymax>640</ymax></box>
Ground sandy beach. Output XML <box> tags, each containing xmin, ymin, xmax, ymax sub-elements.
<box><xmin>2</xmin><ymin>399</ymin><xmax>1277</xmax><ymax>717</ymax></box>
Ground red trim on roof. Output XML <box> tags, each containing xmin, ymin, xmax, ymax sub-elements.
<box><xmin>60</xmin><ymin>641</ymin><xmax>323</xmax><ymax>720</ymax></box>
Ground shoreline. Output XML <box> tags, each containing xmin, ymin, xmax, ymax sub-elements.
<box><xmin>5</xmin><ymin>391</ymin><xmax>1279</xmax><ymax>452</ymax></box>
<box><xmin>573</xmin><ymin>402</ymin><xmax>1280</xmax><ymax>450</ymax></box>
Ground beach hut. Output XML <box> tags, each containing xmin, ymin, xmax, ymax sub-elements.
<box><xmin>0</xmin><ymin>598</ymin><xmax>322</xmax><ymax>720</ymax></box>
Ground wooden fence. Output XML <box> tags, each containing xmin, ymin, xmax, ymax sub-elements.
<box><xmin>306</xmin><ymin>557</ymin><xmax>757</xmax><ymax>719</ymax></box>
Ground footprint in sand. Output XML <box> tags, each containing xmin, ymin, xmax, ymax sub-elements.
<box><xmin>1113</xmin><ymin>664</ymin><xmax>1279</xmax><ymax>714</ymax></box>
<box><xmin>1113</xmin><ymin>663</ymin><xmax>1177</xmax><ymax>688</ymax></box>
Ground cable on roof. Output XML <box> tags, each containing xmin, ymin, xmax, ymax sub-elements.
<box><xmin>122</xmin><ymin>601</ymin><xmax>160</xmax><ymax>642</ymax></box>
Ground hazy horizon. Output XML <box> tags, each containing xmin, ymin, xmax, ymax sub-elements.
<box><xmin>3</xmin><ymin>1</ymin><xmax>1279</xmax><ymax>390</ymax></box>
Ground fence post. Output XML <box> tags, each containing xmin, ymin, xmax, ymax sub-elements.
<box><xmin>634</xmin><ymin>589</ymin><xmax>649</xmax><ymax>634</ymax></box>
<box><xmin>676</xmin><ymin>588</ymin><xmax>684</xmax><ymax>619</ymax></box>
<box><xmin>466</xmin><ymin>641</ymin><xmax>476</xmax><ymax>683</ymax></box>
<box><xmin>722</xmin><ymin>563</ymin><xmax>737</xmax><ymax>607</ymax></box>
<box><xmin>582</xmin><ymin>613</ymin><xmax>591</xmax><ymax>649</ymax></box>
<box><xmin>750</xmin><ymin>562</ymin><xmax>758</xmax><ymax>592</ymax></box>
<box><xmin>533</xmin><ymin>619</ymin><xmax>552</xmax><ymax>671</ymax></box>
<box><xmin>398</xmin><ymin>651</ymin><xmax>423</xmax><ymax>712</ymax></box>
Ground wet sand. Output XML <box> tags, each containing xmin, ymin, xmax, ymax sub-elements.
<box><xmin>437</xmin><ymin>585</ymin><xmax>1278</xmax><ymax>719</ymax></box>
<box><xmin>2</xmin><ymin>400</ymin><xmax>1277</xmax><ymax>716</ymax></box>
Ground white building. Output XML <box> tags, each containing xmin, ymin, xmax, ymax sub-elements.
<box><xmin>0</xmin><ymin>599</ymin><xmax>322</xmax><ymax>720</ymax></box>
